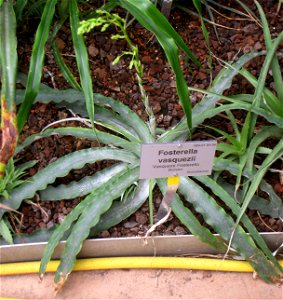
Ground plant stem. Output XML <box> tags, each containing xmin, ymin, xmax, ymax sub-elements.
<box><xmin>120</xmin><ymin>21</ymin><xmax>156</xmax><ymax>138</ymax></box>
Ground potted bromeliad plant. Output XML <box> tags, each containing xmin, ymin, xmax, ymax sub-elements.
<box><xmin>0</xmin><ymin>0</ymin><xmax>282</xmax><ymax>288</ymax></box>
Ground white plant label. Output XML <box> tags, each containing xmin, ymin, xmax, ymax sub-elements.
<box><xmin>139</xmin><ymin>140</ymin><xmax>217</xmax><ymax>179</ymax></box>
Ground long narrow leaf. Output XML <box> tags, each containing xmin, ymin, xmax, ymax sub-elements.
<box><xmin>233</xmin><ymin>138</ymin><xmax>283</xmax><ymax>235</ymax></box>
<box><xmin>117</xmin><ymin>0</ymin><xmax>199</xmax><ymax>65</ymax></box>
<box><xmin>195</xmin><ymin>176</ymin><xmax>282</xmax><ymax>272</ymax></box>
<box><xmin>13</xmin><ymin>0</ymin><xmax>27</xmax><ymax>21</ymax></box>
<box><xmin>255</xmin><ymin>0</ymin><xmax>283</xmax><ymax>99</ymax></box>
<box><xmin>218</xmin><ymin>178</ymin><xmax>283</xmax><ymax>218</ymax></box>
<box><xmin>17</xmin><ymin>0</ymin><xmax>57</xmax><ymax>132</ymax></box>
<box><xmin>158</xmin><ymin>179</ymin><xmax>228</xmax><ymax>252</ymax></box>
<box><xmin>69</xmin><ymin>0</ymin><xmax>94</xmax><ymax>127</ymax></box>
<box><xmin>192</xmin><ymin>51</ymin><xmax>264</xmax><ymax>115</ymax></box>
<box><xmin>116</xmin><ymin>0</ymin><xmax>198</xmax><ymax>134</ymax></box>
<box><xmin>40</xmin><ymin>163</ymin><xmax>128</xmax><ymax>200</ymax></box>
<box><xmin>179</xmin><ymin>177</ymin><xmax>282</xmax><ymax>283</ymax></box>
<box><xmin>0</xmin><ymin>148</ymin><xmax>138</xmax><ymax>218</ymax></box>
<box><xmin>249</xmin><ymin>31</ymin><xmax>283</xmax><ymax>138</ymax></box>
<box><xmin>15</xmin><ymin>127</ymin><xmax>140</xmax><ymax>155</ymax></box>
<box><xmin>52</xmin><ymin>166</ymin><xmax>140</xmax><ymax>284</ymax></box>
<box><xmin>0</xmin><ymin>0</ymin><xmax>18</xmax><ymax>177</ymax></box>
<box><xmin>52</xmin><ymin>41</ymin><xmax>81</xmax><ymax>90</ymax></box>
<box><xmin>91</xmin><ymin>179</ymin><xmax>150</xmax><ymax>236</ymax></box>
<box><xmin>239</xmin><ymin>69</ymin><xmax>283</xmax><ymax>117</ymax></box>
<box><xmin>15</xmin><ymin>86</ymin><xmax>152</xmax><ymax>143</ymax></box>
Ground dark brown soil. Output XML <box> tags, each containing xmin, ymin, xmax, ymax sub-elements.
<box><xmin>8</xmin><ymin>0</ymin><xmax>283</xmax><ymax>239</ymax></box>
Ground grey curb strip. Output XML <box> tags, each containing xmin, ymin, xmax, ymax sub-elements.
<box><xmin>1</xmin><ymin>233</ymin><xmax>282</xmax><ymax>263</ymax></box>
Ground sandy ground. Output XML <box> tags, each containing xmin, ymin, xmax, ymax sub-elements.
<box><xmin>1</xmin><ymin>269</ymin><xmax>282</xmax><ymax>299</ymax></box>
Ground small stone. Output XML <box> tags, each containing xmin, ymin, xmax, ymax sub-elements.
<box><xmin>55</xmin><ymin>38</ymin><xmax>65</xmax><ymax>51</ymax></box>
<box><xmin>174</xmin><ymin>226</ymin><xmax>187</xmax><ymax>235</ymax></box>
<box><xmin>100</xmin><ymin>230</ymin><xmax>110</xmax><ymax>238</ymax></box>
<box><xmin>274</xmin><ymin>183</ymin><xmax>283</xmax><ymax>193</ymax></box>
<box><xmin>163</xmin><ymin>115</ymin><xmax>172</xmax><ymax>123</ymax></box>
<box><xmin>39</xmin><ymin>222</ymin><xmax>46</xmax><ymax>228</ymax></box>
<box><xmin>156</xmin><ymin>114</ymin><xmax>164</xmax><ymax>124</ymax></box>
<box><xmin>254</xmin><ymin>41</ymin><xmax>262</xmax><ymax>50</ymax></box>
<box><xmin>164</xmin><ymin>230</ymin><xmax>175</xmax><ymax>236</ymax></box>
<box><xmin>135</xmin><ymin>211</ymin><xmax>147</xmax><ymax>225</ymax></box>
<box><xmin>198</xmin><ymin>71</ymin><xmax>207</xmax><ymax>80</ymax></box>
<box><xmin>124</xmin><ymin>221</ymin><xmax>138</xmax><ymax>229</ymax></box>
<box><xmin>152</xmin><ymin>102</ymin><xmax>161</xmax><ymax>113</ymax></box>
<box><xmin>47</xmin><ymin>221</ymin><xmax>54</xmax><ymax>229</ymax></box>
<box><xmin>58</xmin><ymin>213</ymin><xmax>65</xmax><ymax>224</ymax></box>
<box><xmin>58</xmin><ymin>111</ymin><xmax>68</xmax><ymax>119</ymax></box>
<box><xmin>88</xmin><ymin>44</ymin><xmax>99</xmax><ymax>57</ymax></box>
<box><xmin>141</xmin><ymin>56</ymin><xmax>152</xmax><ymax>64</ymax></box>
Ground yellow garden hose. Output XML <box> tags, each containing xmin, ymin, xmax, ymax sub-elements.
<box><xmin>1</xmin><ymin>257</ymin><xmax>283</xmax><ymax>276</ymax></box>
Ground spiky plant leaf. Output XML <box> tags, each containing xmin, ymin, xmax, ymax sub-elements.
<box><xmin>217</xmin><ymin>178</ymin><xmax>283</xmax><ymax>218</ymax></box>
<box><xmin>158</xmin><ymin>179</ymin><xmax>228</xmax><ymax>252</ymax></box>
<box><xmin>178</xmin><ymin>177</ymin><xmax>282</xmax><ymax>283</ymax></box>
<box><xmin>91</xmin><ymin>179</ymin><xmax>150</xmax><ymax>236</ymax></box>
<box><xmin>15</xmin><ymin>127</ymin><xmax>140</xmax><ymax>156</ymax></box>
<box><xmin>40</xmin><ymin>163</ymin><xmax>128</xmax><ymax>200</ymax></box>
<box><xmin>0</xmin><ymin>148</ymin><xmax>137</xmax><ymax>218</ymax></box>
<box><xmin>40</xmin><ymin>166</ymin><xmax>139</xmax><ymax>282</ymax></box>
<box><xmin>192</xmin><ymin>51</ymin><xmax>263</xmax><ymax>115</ymax></box>
<box><xmin>195</xmin><ymin>176</ymin><xmax>282</xmax><ymax>272</ymax></box>
<box><xmin>233</xmin><ymin>137</ymin><xmax>283</xmax><ymax>235</ymax></box>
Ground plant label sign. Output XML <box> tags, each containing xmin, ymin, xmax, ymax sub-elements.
<box><xmin>139</xmin><ymin>140</ymin><xmax>217</xmax><ymax>179</ymax></box>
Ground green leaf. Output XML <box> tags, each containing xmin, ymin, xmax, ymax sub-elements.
<box><xmin>93</xmin><ymin>93</ymin><xmax>153</xmax><ymax>143</ymax></box>
<box><xmin>234</xmin><ymin>137</ymin><xmax>283</xmax><ymax>232</ymax></box>
<box><xmin>52</xmin><ymin>41</ymin><xmax>81</xmax><ymax>90</ymax></box>
<box><xmin>0</xmin><ymin>148</ymin><xmax>138</xmax><ymax>218</ymax></box>
<box><xmin>244</xmin><ymin>126</ymin><xmax>283</xmax><ymax>178</ymax></box>
<box><xmin>218</xmin><ymin>178</ymin><xmax>283</xmax><ymax>219</ymax></box>
<box><xmin>0</xmin><ymin>0</ymin><xmax>18</xmax><ymax>111</ymax></box>
<box><xmin>255</xmin><ymin>0</ymin><xmax>283</xmax><ymax>99</ymax></box>
<box><xmin>157</xmin><ymin>179</ymin><xmax>228</xmax><ymax>252</ymax></box>
<box><xmin>0</xmin><ymin>226</ymin><xmax>59</xmax><ymax>245</ymax></box>
<box><xmin>15</xmin><ymin>85</ymin><xmax>153</xmax><ymax>143</ymax></box>
<box><xmin>239</xmin><ymin>69</ymin><xmax>283</xmax><ymax>118</ymax></box>
<box><xmin>15</xmin><ymin>127</ymin><xmax>140</xmax><ymax>155</ymax></box>
<box><xmin>117</xmin><ymin>0</ymin><xmax>199</xmax><ymax>65</ymax></box>
<box><xmin>155</xmin><ymin>30</ymin><xmax>193</xmax><ymax>135</ymax></box>
<box><xmin>91</xmin><ymin>179</ymin><xmax>150</xmax><ymax>236</ymax></box>
<box><xmin>115</xmin><ymin>0</ymin><xmax>199</xmax><ymax>134</ymax></box>
<box><xmin>94</xmin><ymin>106</ymin><xmax>141</xmax><ymax>142</ymax></box>
<box><xmin>0</xmin><ymin>218</ymin><xmax>13</xmax><ymax>244</ymax></box>
<box><xmin>179</xmin><ymin>177</ymin><xmax>282</xmax><ymax>283</ymax></box>
<box><xmin>69</xmin><ymin>0</ymin><xmax>95</xmax><ymax>128</ymax></box>
<box><xmin>40</xmin><ymin>163</ymin><xmax>128</xmax><ymax>200</ymax></box>
<box><xmin>192</xmin><ymin>51</ymin><xmax>264</xmax><ymax>116</ymax></box>
<box><xmin>249</xmin><ymin>31</ymin><xmax>283</xmax><ymax>138</ymax></box>
<box><xmin>17</xmin><ymin>0</ymin><xmax>57</xmax><ymax>132</ymax></box>
<box><xmin>47</xmin><ymin>166</ymin><xmax>139</xmax><ymax>283</ymax></box>
<box><xmin>195</xmin><ymin>176</ymin><xmax>282</xmax><ymax>273</ymax></box>
<box><xmin>13</xmin><ymin>0</ymin><xmax>27</xmax><ymax>21</ymax></box>
<box><xmin>206</xmin><ymin>125</ymin><xmax>241</xmax><ymax>149</ymax></box>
